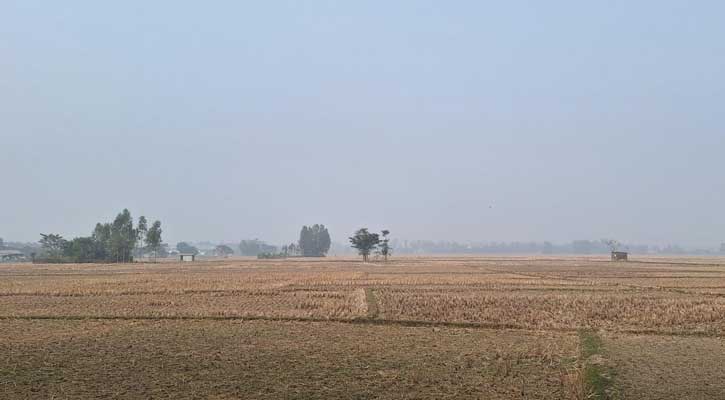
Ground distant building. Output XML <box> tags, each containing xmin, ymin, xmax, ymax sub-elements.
<box><xmin>611</xmin><ymin>251</ymin><xmax>628</xmax><ymax>262</ymax></box>
<box><xmin>179</xmin><ymin>253</ymin><xmax>196</xmax><ymax>262</ymax></box>
<box><xmin>0</xmin><ymin>250</ymin><xmax>26</xmax><ymax>263</ymax></box>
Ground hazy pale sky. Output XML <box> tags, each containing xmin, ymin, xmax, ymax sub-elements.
<box><xmin>2</xmin><ymin>1</ymin><xmax>724</xmax><ymax>247</ymax></box>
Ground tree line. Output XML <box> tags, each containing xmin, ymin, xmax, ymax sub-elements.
<box><xmin>33</xmin><ymin>217</ymin><xmax>396</xmax><ymax>263</ymax></box>
<box><xmin>236</xmin><ymin>225</ymin><xmax>388</xmax><ymax>261</ymax></box>
<box><xmin>38</xmin><ymin>209</ymin><xmax>163</xmax><ymax>263</ymax></box>
<box><xmin>238</xmin><ymin>239</ymin><xmax>278</xmax><ymax>256</ymax></box>
<box><xmin>388</xmin><ymin>239</ymin><xmax>653</xmax><ymax>255</ymax></box>
<box><xmin>235</xmin><ymin>225</ymin><xmax>332</xmax><ymax>259</ymax></box>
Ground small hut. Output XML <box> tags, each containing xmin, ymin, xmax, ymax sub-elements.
<box><xmin>611</xmin><ymin>251</ymin><xmax>628</xmax><ymax>262</ymax></box>
<box><xmin>179</xmin><ymin>253</ymin><xmax>196</xmax><ymax>262</ymax></box>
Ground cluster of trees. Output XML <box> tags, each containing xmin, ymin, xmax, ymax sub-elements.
<box><xmin>235</xmin><ymin>225</ymin><xmax>333</xmax><ymax>259</ymax></box>
<box><xmin>277</xmin><ymin>225</ymin><xmax>332</xmax><ymax>257</ymax></box>
<box><xmin>176</xmin><ymin>242</ymin><xmax>199</xmax><ymax>255</ymax></box>
<box><xmin>239</xmin><ymin>239</ymin><xmax>277</xmax><ymax>256</ymax></box>
<box><xmin>281</xmin><ymin>243</ymin><xmax>301</xmax><ymax>256</ymax></box>
<box><xmin>214</xmin><ymin>245</ymin><xmax>235</xmax><ymax>257</ymax></box>
<box><xmin>297</xmin><ymin>225</ymin><xmax>331</xmax><ymax>257</ymax></box>
<box><xmin>38</xmin><ymin>209</ymin><xmax>163</xmax><ymax>263</ymax></box>
<box><xmin>349</xmin><ymin>228</ymin><xmax>391</xmax><ymax>262</ymax></box>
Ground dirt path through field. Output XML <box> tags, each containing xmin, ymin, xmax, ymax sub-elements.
<box><xmin>364</xmin><ymin>287</ymin><xmax>379</xmax><ymax>319</ymax></box>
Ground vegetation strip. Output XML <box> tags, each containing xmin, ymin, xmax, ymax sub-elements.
<box><xmin>0</xmin><ymin>314</ymin><xmax>559</xmax><ymax>331</ymax></box>
<box><xmin>0</xmin><ymin>286</ymin><xmax>669</xmax><ymax>297</ymax></box>
<box><xmin>579</xmin><ymin>331</ymin><xmax>619</xmax><ymax>399</ymax></box>
<box><xmin>364</xmin><ymin>288</ymin><xmax>379</xmax><ymax>319</ymax></box>
<box><xmin>2</xmin><ymin>315</ymin><xmax>723</xmax><ymax>339</ymax></box>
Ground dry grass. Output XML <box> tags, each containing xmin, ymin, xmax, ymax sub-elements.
<box><xmin>2</xmin><ymin>256</ymin><xmax>725</xmax><ymax>334</ymax></box>
<box><xmin>2</xmin><ymin>255</ymin><xmax>725</xmax><ymax>398</ymax></box>
<box><xmin>376</xmin><ymin>288</ymin><xmax>725</xmax><ymax>333</ymax></box>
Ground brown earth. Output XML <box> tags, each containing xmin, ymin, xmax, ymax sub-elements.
<box><xmin>604</xmin><ymin>333</ymin><xmax>725</xmax><ymax>400</ymax></box>
<box><xmin>2</xmin><ymin>255</ymin><xmax>725</xmax><ymax>399</ymax></box>
<box><xmin>1</xmin><ymin>319</ymin><xmax>580</xmax><ymax>399</ymax></box>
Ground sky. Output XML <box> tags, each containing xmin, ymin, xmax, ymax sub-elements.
<box><xmin>1</xmin><ymin>1</ymin><xmax>724</xmax><ymax>247</ymax></box>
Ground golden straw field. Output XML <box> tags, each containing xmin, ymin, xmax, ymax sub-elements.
<box><xmin>2</xmin><ymin>256</ymin><xmax>725</xmax><ymax>399</ymax></box>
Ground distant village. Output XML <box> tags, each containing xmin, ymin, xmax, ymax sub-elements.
<box><xmin>2</xmin><ymin>236</ymin><xmax>724</xmax><ymax>263</ymax></box>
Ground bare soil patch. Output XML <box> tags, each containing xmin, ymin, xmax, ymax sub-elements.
<box><xmin>604</xmin><ymin>333</ymin><xmax>725</xmax><ymax>400</ymax></box>
<box><xmin>1</xmin><ymin>319</ymin><xmax>579</xmax><ymax>399</ymax></box>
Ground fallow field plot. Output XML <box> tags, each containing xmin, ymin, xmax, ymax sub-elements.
<box><xmin>2</xmin><ymin>256</ymin><xmax>725</xmax><ymax>399</ymax></box>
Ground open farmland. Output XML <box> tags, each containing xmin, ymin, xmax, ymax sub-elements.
<box><xmin>2</xmin><ymin>256</ymin><xmax>725</xmax><ymax>399</ymax></box>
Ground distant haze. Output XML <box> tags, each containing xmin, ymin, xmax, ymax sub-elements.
<box><xmin>2</xmin><ymin>2</ymin><xmax>724</xmax><ymax>247</ymax></box>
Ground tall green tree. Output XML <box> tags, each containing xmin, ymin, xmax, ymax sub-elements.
<box><xmin>349</xmin><ymin>228</ymin><xmax>380</xmax><ymax>262</ymax></box>
<box><xmin>136</xmin><ymin>216</ymin><xmax>148</xmax><ymax>258</ymax></box>
<box><xmin>298</xmin><ymin>224</ymin><xmax>331</xmax><ymax>257</ymax></box>
<box><xmin>315</xmin><ymin>224</ymin><xmax>331</xmax><ymax>256</ymax></box>
<box><xmin>39</xmin><ymin>233</ymin><xmax>67</xmax><ymax>260</ymax></box>
<box><xmin>298</xmin><ymin>226</ymin><xmax>313</xmax><ymax>256</ymax></box>
<box><xmin>379</xmin><ymin>230</ymin><xmax>391</xmax><ymax>261</ymax></box>
<box><xmin>110</xmin><ymin>209</ymin><xmax>136</xmax><ymax>263</ymax></box>
<box><xmin>92</xmin><ymin>222</ymin><xmax>112</xmax><ymax>260</ymax></box>
<box><xmin>145</xmin><ymin>221</ymin><xmax>163</xmax><ymax>261</ymax></box>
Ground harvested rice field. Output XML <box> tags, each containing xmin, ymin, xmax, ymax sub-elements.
<box><xmin>2</xmin><ymin>256</ymin><xmax>725</xmax><ymax>399</ymax></box>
